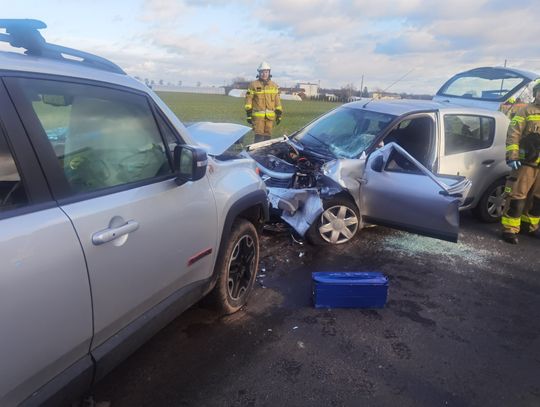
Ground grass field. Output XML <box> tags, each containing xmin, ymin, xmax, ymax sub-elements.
<box><xmin>157</xmin><ymin>91</ymin><xmax>342</xmax><ymax>142</ymax></box>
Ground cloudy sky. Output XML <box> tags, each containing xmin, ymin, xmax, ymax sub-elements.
<box><xmin>3</xmin><ymin>0</ymin><xmax>540</xmax><ymax>94</ymax></box>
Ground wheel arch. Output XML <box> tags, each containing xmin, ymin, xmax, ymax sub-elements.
<box><xmin>207</xmin><ymin>189</ymin><xmax>268</xmax><ymax>291</ymax></box>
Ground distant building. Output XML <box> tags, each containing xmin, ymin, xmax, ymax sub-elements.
<box><xmin>296</xmin><ymin>82</ymin><xmax>319</xmax><ymax>98</ymax></box>
<box><xmin>372</xmin><ymin>91</ymin><xmax>401</xmax><ymax>100</ymax></box>
<box><xmin>153</xmin><ymin>85</ymin><xmax>225</xmax><ymax>95</ymax></box>
<box><xmin>325</xmin><ymin>93</ymin><xmax>338</xmax><ymax>101</ymax></box>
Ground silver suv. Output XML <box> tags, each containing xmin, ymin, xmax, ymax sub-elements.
<box><xmin>0</xmin><ymin>20</ymin><xmax>268</xmax><ymax>406</ymax></box>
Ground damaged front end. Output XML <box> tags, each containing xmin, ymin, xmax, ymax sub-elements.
<box><xmin>246</xmin><ymin>136</ymin><xmax>350</xmax><ymax>237</ymax></box>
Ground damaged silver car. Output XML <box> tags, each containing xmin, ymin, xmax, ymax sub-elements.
<box><xmin>247</xmin><ymin>101</ymin><xmax>474</xmax><ymax>245</ymax></box>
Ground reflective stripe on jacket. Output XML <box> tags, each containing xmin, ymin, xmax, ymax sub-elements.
<box><xmin>506</xmin><ymin>98</ymin><xmax>540</xmax><ymax>163</ymax></box>
<box><xmin>244</xmin><ymin>79</ymin><xmax>282</xmax><ymax>119</ymax></box>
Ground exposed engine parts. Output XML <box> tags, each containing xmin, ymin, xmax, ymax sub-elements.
<box><xmin>249</xmin><ymin>143</ymin><xmax>323</xmax><ymax>189</ymax></box>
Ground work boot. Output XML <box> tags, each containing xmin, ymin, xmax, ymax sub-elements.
<box><xmin>502</xmin><ymin>232</ymin><xmax>519</xmax><ymax>244</ymax></box>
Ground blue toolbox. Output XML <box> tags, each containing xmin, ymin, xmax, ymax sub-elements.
<box><xmin>312</xmin><ymin>272</ymin><xmax>388</xmax><ymax>309</ymax></box>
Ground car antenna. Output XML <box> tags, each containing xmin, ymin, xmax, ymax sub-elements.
<box><xmin>362</xmin><ymin>68</ymin><xmax>415</xmax><ymax>108</ymax></box>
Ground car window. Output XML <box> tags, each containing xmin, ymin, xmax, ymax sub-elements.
<box><xmin>0</xmin><ymin>132</ymin><xmax>28</xmax><ymax>211</ymax></box>
<box><xmin>384</xmin><ymin>148</ymin><xmax>422</xmax><ymax>175</ymax></box>
<box><xmin>293</xmin><ymin>107</ymin><xmax>395</xmax><ymax>158</ymax></box>
<box><xmin>444</xmin><ymin>115</ymin><xmax>495</xmax><ymax>155</ymax></box>
<box><xmin>438</xmin><ymin>69</ymin><xmax>527</xmax><ymax>102</ymax></box>
<box><xmin>16</xmin><ymin>79</ymin><xmax>173</xmax><ymax>194</ymax></box>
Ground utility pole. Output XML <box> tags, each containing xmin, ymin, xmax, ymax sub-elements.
<box><xmin>360</xmin><ymin>74</ymin><xmax>364</xmax><ymax>97</ymax></box>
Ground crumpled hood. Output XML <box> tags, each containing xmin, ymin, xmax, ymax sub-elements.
<box><xmin>187</xmin><ymin>122</ymin><xmax>251</xmax><ymax>156</ymax></box>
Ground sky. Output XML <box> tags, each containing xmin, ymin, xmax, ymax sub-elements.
<box><xmin>2</xmin><ymin>0</ymin><xmax>540</xmax><ymax>94</ymax></box>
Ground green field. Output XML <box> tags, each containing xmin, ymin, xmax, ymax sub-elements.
<box><xmin>157</xmin><ymin>91</ymin><xmax>342</xmax><ymax>143</ymax></box>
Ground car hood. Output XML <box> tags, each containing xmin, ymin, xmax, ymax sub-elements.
<box><xmin>187</xmin><ymin>122</ymin><xmax>251</xmax><ymax>156</ymax></box>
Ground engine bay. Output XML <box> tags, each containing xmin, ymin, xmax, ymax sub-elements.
<box><xmin>248</xmin><ymin>141</ymin><xmax>327</xmax><ymax>189</ymax></box>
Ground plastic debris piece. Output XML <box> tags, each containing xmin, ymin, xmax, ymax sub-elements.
<box><xmin>293</xmin><ymin>326</ymin><xmax>298</xmax><ymax>330</ymax></box>
<box><xmin>298</xmin><ymin>252</ymin><xmax>304</xmax><ymax>258</ymax></box>
<box><xmin>267</xmin><ymin>328</ymin><xmax>273</xmax><ymax>332</ymax></box>
<box><xmin>297</xmin><ymin>341</ymin><xmax>305</xmax><ymax>349</ymax></box>
<box><xmin>261</xmin><ymin>268</ymin><xmax>266</xmax><ymax>272</ymax></box>
<box><xmin>258</xmin><ymin>274</ymin><xmax>266</xmax><ymax>278</ymax></box>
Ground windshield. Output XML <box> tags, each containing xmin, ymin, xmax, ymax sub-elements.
<box><xmin>438</xmin><ymin>68</ymin><xmax>529</xmax><ymax>101</ymax></box>
<box><xmin>293</xmin><ymin>106</ymin><xmax>395</xmax><ymax>158</ymax></box>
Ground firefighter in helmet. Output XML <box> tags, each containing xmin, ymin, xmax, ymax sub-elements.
<box><xmin>501</xmin><ymin>80</ymin><xmax>540</xmax><ymax>244</ymax></box>
<box><xmin>245</xmin><ymin>61</ymin><xmax>282</xmax><ymax>143</ymax></box>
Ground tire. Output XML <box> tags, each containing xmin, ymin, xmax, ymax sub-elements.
<box><xmin>208</xmin><ymin>218</ymin><xmax>260</xmax><ymax>314</ymax></box>
<box><xmin>307</xmin><ymin>197</ymin><xmax>360</xmax><ymax>245</ymax></box>
<box><xmin>472</xmin><ymin>178</ymin><xmax>506</xmax><ymax>223</ymax></box>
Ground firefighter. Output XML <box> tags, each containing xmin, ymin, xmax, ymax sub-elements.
<box><xmin>245</xmin><ymin>61</ymin><xmax>282</xmax><ymax>143</ymax></box>
<box><xmin>501</xmin><ymin>80</ymin><xmax>540</xmax><ymax>244</ymax></box>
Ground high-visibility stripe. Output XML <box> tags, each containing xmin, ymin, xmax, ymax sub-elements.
<box><xmin>522</xmin><ymin>215</ymin><xmax>540</xmax><ymax>225</ymax></box>
<box><xmin>252</xmin><ymin>110</ymin><xmax>276</xmax><ymax>118</ymax></box>
<box><xmin>275</xmin><ymin>105</ymin><xmax>282</xmax><ymax>110</ymax></box>
<box><xmin>511</xmin><ymin>115</ymin><xmax>525</xmax><ymax>125</ymax></box>
<box><xmin>506</xmin><ymin>144</ymin><xmax>519</xmax><ymax>151</ymax></box>
<box><xmin>502</xmin><ymin>216</ymin><xmax>521</xmax><ymax>227</ymax></box>
<box><xmin>253</xmin><ymin>89</ymin><xmax>279</xmax><ymax>95</ymax></box>
<box><xmin>526</xmin><ymin>114</ymin><xmax>540</xmax><ymax>121</ymax></box>
<box><xmin>504</xmin><ymin>186</ymin><xmax>512</xmax><ymax>193</ymax></box>
<box><xmin>244</xmin><ymin>104</ymin><xmax>252</xmax><ymax>110</ymax></box>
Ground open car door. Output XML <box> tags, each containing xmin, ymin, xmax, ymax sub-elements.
<box><xmin>360</xmin><ymin>143</ymin><xmax>472</xmax><ymax>242</ymax></box>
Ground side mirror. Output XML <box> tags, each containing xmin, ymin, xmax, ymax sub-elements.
<box><xmin>173</xmin><ymin>145</ymin><xmax>207</xmax><ymax>186</ymax></box>
<box><xmin>370</xmin><ymin>154</ymin><xmax>385</xmax><ymax>172</ymax></box>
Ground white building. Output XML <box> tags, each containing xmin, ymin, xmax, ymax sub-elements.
<box><xmin>153</xmin><ymin>85</ymin><xmax>225</xmax><ymax>95</ymax></box>
<box><xmin>296</xmin><ymin>82</ymin><xmax>319</xmax><ymax>98</ymax></box>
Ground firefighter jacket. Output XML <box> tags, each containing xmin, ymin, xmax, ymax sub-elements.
<box><xmin>506</xmin><ymin>98</ymin><xmax>540</xmax><ymax>166</ymax></box>
<box><xmin>244</xmin><ymin>79</ymin><xmax>282</xmax><ymax>120</ymax></box>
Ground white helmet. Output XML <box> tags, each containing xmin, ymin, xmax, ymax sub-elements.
<box><xmin>258</xmin><ymin>61</ymin><xmax>271</xmax><ymax>71</ymax></box>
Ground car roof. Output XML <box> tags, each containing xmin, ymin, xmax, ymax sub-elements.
<box><xmin>343</xmin><ymin>98</ymin><xmax>506</xmax><ymax>117</ymax></box>
<box><xmin>459</xmin><ymin>66</ymin><xmax>539</xmax><ymax>81</ymax></box>
<box><xmin>0</xmin><ymin>50</ymin><xmax>147</xmax><ymax>93</ymax></box>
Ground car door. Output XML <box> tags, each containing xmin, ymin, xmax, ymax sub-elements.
<box><xmin>0</xmin><ymin>84</ymin><xmax>93</xmax><ymax>406</ymax></box>
<box><xmin>5</xmin><ymin>77</ymin><xmax>218</xmax><ymax>364</ymax></box>
<box><xmin>360</xmin><ymin>142</ymin><xmax>471</xmax><ymax>242</ymax></box>
<box><xmin>438</xmin><ymin>113</ymin><xmax>504</xmax><ymax>205</ymax></box>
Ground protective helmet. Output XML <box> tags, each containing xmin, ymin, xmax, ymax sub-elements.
<box><xmin>257</xmin><ymin>61</ymin><xmax>271</xmax><ymax>72</ymax></box>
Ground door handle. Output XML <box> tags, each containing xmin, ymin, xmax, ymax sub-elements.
<box><xmin>92</xmin><ymin>220</ymin><xmax>139</xmax><ymax>245</ymax></box>
<box><xmin>481</xmin><ymin>159</ymin><xmax>495</xmax><ymax>166</ymax></box>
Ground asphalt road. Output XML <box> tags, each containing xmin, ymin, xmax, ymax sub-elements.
<box><xmin>93</xmin><ymin>212</ymin><xmax>540</xmax><ymax>407</ymax></box>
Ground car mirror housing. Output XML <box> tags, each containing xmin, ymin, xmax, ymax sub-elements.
<box><xmin>173</xmin><ymin>145</ymin><xmax>207</xmax><ymax>185</ymax></box>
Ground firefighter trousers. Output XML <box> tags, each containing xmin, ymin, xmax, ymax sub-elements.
<box><xmin>501</xmin><ymin>165</ymin><xmax>540</xmax><ymax>234</ymax></box>
<box><xmin>252</xmin><ymin>117</ymin><xmax>274</xmax><ymax>142</ymax></box>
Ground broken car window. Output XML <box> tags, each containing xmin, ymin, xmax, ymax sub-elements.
<box><xmin>292</xmin><ymin>107</ymin><xmax>395</xmax><ymax>159</ymax></box>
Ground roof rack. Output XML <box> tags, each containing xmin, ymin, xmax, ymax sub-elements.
<box><xmin>0</xmin><ymin>19</ymin><xmax>125</xmax><ymax>75</ymax></box>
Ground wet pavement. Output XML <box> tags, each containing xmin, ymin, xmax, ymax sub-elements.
<box><xmin>93</xmin><ymin>212</ymin><xmax>540</xmax><ymax>407</ymax></box>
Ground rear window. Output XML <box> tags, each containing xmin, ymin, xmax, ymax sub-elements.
<box><xmin>438</xmin><ymin>69</ymin><xmax>529</xmax><ymax>102</ymax></box>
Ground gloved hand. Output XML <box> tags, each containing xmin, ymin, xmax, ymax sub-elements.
<box><xmin>507</xmin><ymin>160</ymin><xmax>521</xmax><ymax>170</ymax></box>
<box><xmin>246</xmin><ymin>109</ymin><xmax>252</xmax><ymax>125</ymax></box>
<box><xmin>247</xmin><ymin>117</ymin><xmax>252</xmax><ymax>125</ymax></box>
<box><xmin>275</xmin><ymin>109</ymin><xmax>282</xmax><ymax>125</ymax></box>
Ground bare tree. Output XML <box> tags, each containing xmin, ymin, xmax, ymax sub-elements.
<box><xmin>342</xmin><ymin>83</ymin><xmax>356</xmax><ymax>99</ymax></box>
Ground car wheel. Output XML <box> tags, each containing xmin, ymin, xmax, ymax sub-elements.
<box><xmin>209</xmin><ymin>218</ymin><xmax>259</xmax><ymax>314</ymax></box>
<box><xmin>472</xmin><ymin>178</ymin><xmax>506</xmax><ymax>223</ymax></box>
<box><xmin>307</xmin><ymin>197</ymin><xmax>360</xmax><ymax>245</ymax></box>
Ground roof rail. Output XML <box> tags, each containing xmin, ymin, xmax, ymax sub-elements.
<box><xmin>0</xmin><ymin>19</ymin><xmax>126</xmax><ymax>75</ymax></box>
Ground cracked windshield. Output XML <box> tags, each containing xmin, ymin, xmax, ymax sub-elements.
<box><xmin>293</xmin><ymin>106</ymin><xmax>395</xmax><ymax>158</ymax></box>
